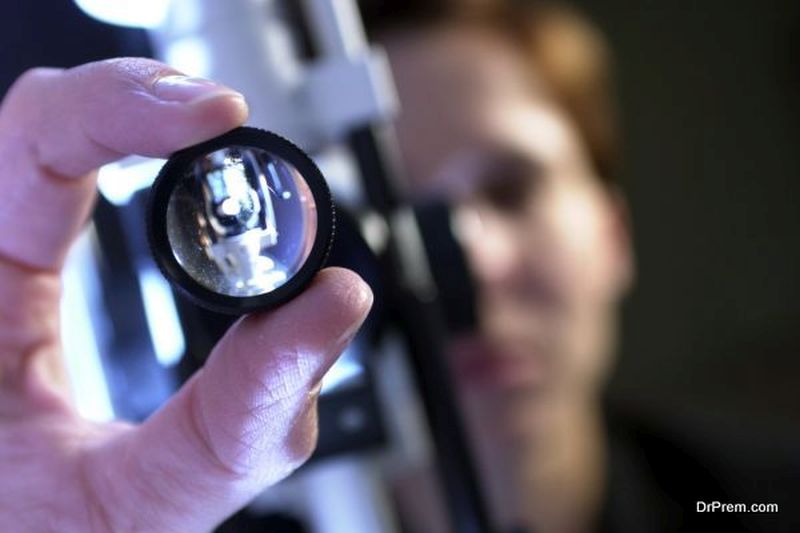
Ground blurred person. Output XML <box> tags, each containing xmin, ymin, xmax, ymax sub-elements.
<box><xmin>360</xmin><ymin>1</ymin><xmax>799</xmax><ymax>532</ymax></box>
<box><xmin>0</xmin><ymin>59</ymin><xmax>372</xmax><ymax>531</ymax></box>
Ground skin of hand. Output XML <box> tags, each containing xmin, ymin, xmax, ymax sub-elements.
<box><xmin>0</xmin><ymin>58</ymin><xmax>373</xmax><ymax>532</ymax></box>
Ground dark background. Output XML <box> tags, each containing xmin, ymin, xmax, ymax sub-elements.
<box><xmin>571</xmin><ymin>0</ymin><xmax>800</xmax><ymax>427</ymax></box>
<box><xmin>0</xmin><ymin>1</ymin><xmax>798</xmax><ymax>428</ymax></box>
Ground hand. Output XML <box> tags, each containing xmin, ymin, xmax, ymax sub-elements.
<box><xmin>0</xmin><ymin>58</ymin><xmax>373</xmax><ymax>532</ymax></box>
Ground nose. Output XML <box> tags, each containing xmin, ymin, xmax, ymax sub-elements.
<box><xmin>452</xmin><ymin>204</ymin><xmax>524</xmax><ymax>288</ymax></box>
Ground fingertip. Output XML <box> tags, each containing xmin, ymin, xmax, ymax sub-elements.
<box><xmin>219</xmin><ymin>268</ymin><xmax>373</xmax><ymax>366</ymax></box>
<box><xmin>70</xmin><ymin>59</ymin><xmax>252</xmax><ymax>161</ymax></box>
<box><xmin>220</xmin><ymin>267</ymin><xmax>373</xmax><ymax>390</ymax></box>
<box><xmin>232</xmin><ymin>267</ymin><xmax>373</xmax><ymax>354</ymax></box>
<box><xmin>173</xmin><ymin>92</ymin><xmax>250</xmax><ymax>148</ymax></box>
<box><xmin>184</xmin><ymin>89</ymin><xmax>249</xmax><ymax>123</ymax></box>
<box><xmin>313</xmin><ymin>267</ymin><xmax>374</xmax><ymax>318</ymax></box>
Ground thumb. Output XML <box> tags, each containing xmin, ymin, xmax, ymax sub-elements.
<box><xmin>106</xmin><ymin>268</ymin><xmax>372</xmax><ymax>531</ymax></box>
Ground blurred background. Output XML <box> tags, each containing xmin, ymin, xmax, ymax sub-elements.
<box><xmin>0</xmin><ymin>1</ymin><xmax>798</xmax><ymax>532</ymax></box>
<box><xmin>571</xmin><ymin>0</ymin><xmax>800</xmax><ymax>431</ymax></box>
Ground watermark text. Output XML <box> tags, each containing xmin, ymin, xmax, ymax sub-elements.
<box><xmin>696</xmin><ymin>501</ymin><xmax>779</xmax><ymax>513</ymax></box>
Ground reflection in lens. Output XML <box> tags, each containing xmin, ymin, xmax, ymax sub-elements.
<box><xmin>166</xmin><ymin>146</ymin><xmax>318</xmax><ymax>296</ymax></box>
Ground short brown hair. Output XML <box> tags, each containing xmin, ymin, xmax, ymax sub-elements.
<box><xmin>359</xmin><ymin>1</ymin><xmax>622</xmax><ymax>186</ymax></box>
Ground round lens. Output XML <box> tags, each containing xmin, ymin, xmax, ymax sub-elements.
<box><xmin>148</xmin><ymin>128</ymin><xmax>333</xmax><ymax>314</ymax></box>
<box><xmin>166</xmin><ymin>146</ymin><xmax>317</xmax><ymax>296</ymax></box>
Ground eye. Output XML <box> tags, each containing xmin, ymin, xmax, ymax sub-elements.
<box><xmin>476</xmin><ymin>151</ymin><xmax>543</xmax><ymax>213</ymax></box>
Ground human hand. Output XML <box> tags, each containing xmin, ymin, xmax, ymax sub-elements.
<box><xmin>0</xmin><ymin>58</ymin><xmax>372</xmax><ymax>532</ymax></box>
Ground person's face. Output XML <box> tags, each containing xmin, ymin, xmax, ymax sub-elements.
<box><xmin>384</xmin><ymin>25</ymin><xmax>633</xmax><ymax>444</ymax></box>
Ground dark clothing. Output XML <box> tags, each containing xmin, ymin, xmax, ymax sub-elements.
<box><xmin>597</xmin><ymin>401</ymin><xmax>800</xmax><ymax>533</ymax></box>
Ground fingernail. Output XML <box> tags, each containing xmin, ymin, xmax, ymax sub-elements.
<box><xmin>152</xmin><ymin>75</ymin><xmax>245</xmax><ymax>105</ymax></box>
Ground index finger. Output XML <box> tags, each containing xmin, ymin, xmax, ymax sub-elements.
<box><xmin>0</xmin><ymin>57</ymin><xmax>249</xmax><ymax>272</ymax></box>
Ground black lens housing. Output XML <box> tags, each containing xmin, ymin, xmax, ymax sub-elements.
<box><xmin>147</xmin><ymin>126</ymin><xmax>334</xmax><ymax>315</ymax></box>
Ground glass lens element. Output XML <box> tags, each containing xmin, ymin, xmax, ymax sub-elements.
<box><xmin>166</xmin><ymin>146</ymin><xmax>318</xmax><ymax>296</ymax></box>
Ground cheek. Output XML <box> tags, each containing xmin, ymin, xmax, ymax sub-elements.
<box><xmin>539</xmin><ymin>186</ymin><xmax>616</xmax><ymax>304</ymax></box>
<box><xmin>536</xmin><ymin>187</ymin><xmax>620</xmax><ymax>390</ymax></box>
